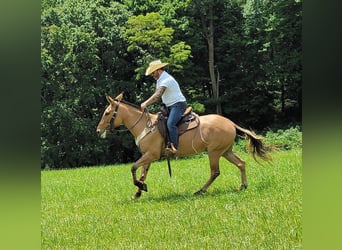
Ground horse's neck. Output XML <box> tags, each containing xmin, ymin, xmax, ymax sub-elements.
<box><xmin>122</xmin><ymin>105</ymin><xmax>154</xmax><ymax>137</ymax></box>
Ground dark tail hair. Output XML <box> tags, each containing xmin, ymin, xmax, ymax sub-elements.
<box><xmin>234</xmin><ymin>124</ymin><xmax>272</xmax><ymax>164</ymax></box>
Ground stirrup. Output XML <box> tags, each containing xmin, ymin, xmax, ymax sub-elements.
<box><xmin>165</xmin><ymin>143</ymin><xmax>177</xmax><ymax>156</ymax></box>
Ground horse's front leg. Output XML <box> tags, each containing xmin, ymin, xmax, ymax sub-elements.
<box><xmin>131</xmin><ymin>163</ymin><xmax>148</xmax><ymax>191</ymax></box>
<box><xmin>131</xmin><ymin>153</ymin><xmax>154</xmax><ymax>199</ymax></box>
<box><xmin>132</xmin><ymin>164</ymin><xmax>151</xmax><ymax>199</ymax></box>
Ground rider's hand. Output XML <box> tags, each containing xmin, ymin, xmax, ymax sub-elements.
<box><xmin>141</xmin><ymin>102</ymin><xmax>147</xmax><ymax>111</ymax></box>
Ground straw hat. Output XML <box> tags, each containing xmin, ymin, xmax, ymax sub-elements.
<box><xmin>145</xmin><ymin>59</ymin><xmax>169</xmax><ymax>76</ymax></box>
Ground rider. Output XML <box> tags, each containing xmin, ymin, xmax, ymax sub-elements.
<box><xmin>141</xmin><ymin>59</ymin><xmax>187</xmax><ymax>155</ymax></box>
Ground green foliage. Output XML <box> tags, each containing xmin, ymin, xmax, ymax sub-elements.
<box><xmin>169</xmin><ymin>41</ymin><xmax>192</xmax><ymax>70</ymax></box>
<box><xmin>41</xmin><ymin>0</ymin><xmax>136</xmax><ymax>169</ymax></box>
<box><xmin>124</xmin><ymin>12</ymin><xmax>174</xmax><ymax>54</ymax></box>
<box><xmin>189</xmin><ymin>101</ymin><xmax>205</xmax><ymax>113</ymax></box>
<box><xmin>243</xmin><ymin>0</ymin><xmax>302</xmax><ymax>118</ymax></box>
<box><xmin>41</xmin><ymin>149</ymin><xmax>302</xmax><ymax>249</ymax></box>
<box><xmin>123</xmin><ymin>12</ymin><xmax>191</xmax><ymax>79</ymax></box>
<box><xmin>234</xmin><ymin>126</ymin><xmax>302</xmax><ymax>152</ymax></box>
<box><xmin>264</xmin><ymin>126</ymin><xmax>302</xmax><ymax>150</ymax></box>
<box><xmin>123</xmin><ymin>12</ymin><xmax>173</xmax><ymax>78</ymax></box>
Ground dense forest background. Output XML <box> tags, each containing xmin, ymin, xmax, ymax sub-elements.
<box><xmin>41</xmin><ymin>0</ymin><xmax>302</xmax><ymax>169</ymax></box>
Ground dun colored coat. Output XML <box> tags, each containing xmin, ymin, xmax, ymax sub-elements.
<box><xmin>96</xmin><ymin>93</ymin><xmax>271</xmax><ymax>199</ymax></box>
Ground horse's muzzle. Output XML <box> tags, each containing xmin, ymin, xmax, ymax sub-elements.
<box><xmin>97</xmin><ymin>129</ymin><xmax>107</xmax><ymax>139</ymax></box>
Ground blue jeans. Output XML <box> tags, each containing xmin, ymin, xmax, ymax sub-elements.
<box><xmin>167</xmin><ymin>101</ymin><xmax>187</xmax><ymax>149</ymax></box>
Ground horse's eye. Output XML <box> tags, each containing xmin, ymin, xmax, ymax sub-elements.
<box><xmin>105</xmin><ymin>112</ymin><xmax>110</xmax><ymax>116</ymax></box>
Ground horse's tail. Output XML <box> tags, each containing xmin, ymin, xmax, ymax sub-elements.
<box><xmin>233</xmin><ymin>123</ymin><xmax>272</xmax><ymax>164</ymax></box>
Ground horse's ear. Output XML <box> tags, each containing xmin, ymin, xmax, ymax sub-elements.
<box><xmin>115</xmin><ymin>92</ymin><xmax>124</xmax><ymax>101</ymax></box>
<box><xmin>106</xmin><ymin>95</ymin><xmax>115</xmax><ymax>104</ymax></box>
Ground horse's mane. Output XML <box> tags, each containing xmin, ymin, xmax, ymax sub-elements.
<box><xmin>117</xmin><ymin>99</ymin><xmax>142</xmax><ymax>111</ymax></box>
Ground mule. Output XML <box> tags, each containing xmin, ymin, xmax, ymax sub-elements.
<box><xmin>96</xmin><ymin>93</ymin><xmax>271</xmax><ymax>199</ymax></box>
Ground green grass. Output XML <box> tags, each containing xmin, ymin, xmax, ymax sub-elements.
<box><xmin>41</xmin><ymin>149</ymin><xmax>302</xmax><ymax>249</ymax></box>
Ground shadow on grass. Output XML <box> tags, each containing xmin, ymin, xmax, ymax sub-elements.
<box><xmin>129</xmin><ymin>179</ymin><xmax>275</xmax><ymax>204</ymax></box>
<box><xmin>133</xmin><ymin>186</ymin><xmax>247</xmax><ymax>204</ymax></box>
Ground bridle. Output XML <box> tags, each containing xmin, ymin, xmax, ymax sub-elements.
<box><xmin>108</xmin><ymin>99</ymin><xmax>121</xmax><ymax>133</ymax></box>
<box><xmin>106</xmin><ymin>99</ymin><xmax>151</xmax><ymax>133</ymax></box>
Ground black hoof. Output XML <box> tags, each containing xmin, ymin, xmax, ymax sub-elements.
<box><xmin>141</xmin><ymin>183</ymin><xmax>148</xmax><ymax>192</ymax></box>
<box><xmin>134</xmin><ymin>181</ymin><xmax>148</xmax><ymax>192</ymax></box>
<box><xmin>131</xmin><ymin>190</ymin><xmax>142</xmax><ymax>200</ymax></box>
<box><xmin>240</xmin><ymin>184</ymin><xmax>248</xmax><ymax>190</ymax></box>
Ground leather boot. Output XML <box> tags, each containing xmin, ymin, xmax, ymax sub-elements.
<box><xmin>166</xmin><ymin>143</ymin><xmax>177</xmax><ymax>156</ymax></box>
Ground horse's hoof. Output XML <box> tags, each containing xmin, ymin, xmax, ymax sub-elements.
<box><xmin>131</xmin><ymin>195</ymin><xmax>139</xmax><ymax>200</ymax></box>
<box><xmin>141</xmin><ymin>183</ymin><xmax>148</xmax><ymax>192</ymax></box>
<box><xmin>131</xmin><ymin>191</ymin><xmax>142</xmax><ymax>200</ymax></box>
<box><xmin>134</xmin><ymin>181</ymin><xmax>148</xmax><ymax>192</ymax></box>
<box><xmin>239</xmin><ymin>184</ymin><xmax>248</xmax><ymax>190</ymax></box>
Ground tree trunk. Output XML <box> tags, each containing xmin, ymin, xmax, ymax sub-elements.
<box><xmin>281</xmin><ymin>80</ymin><xmax>285</xmax><ymax>113</ymax></box>
<box><xmin>198</xmin><ymin>2</ymin><xmax>222</xmax><ymax>114</ymax></box>
<box><xmin>207</xmin><ymin>5</ymin><xmax>221</xmax><ymax>114</ymax></box>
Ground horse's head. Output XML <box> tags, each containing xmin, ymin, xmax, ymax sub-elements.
<box><xmin>96</xmin><ymin>93</ymin><xmax>124</xmax><ymax>138</ymax></box>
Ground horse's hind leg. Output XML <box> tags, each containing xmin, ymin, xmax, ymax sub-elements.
<box><xmin>223</xmin><ymin>149</ymin><xmax>247</xmax><ymax>190</ymax></box>
<box><xmin>194</xmin><ymin>151</ymin><xmax>221</xmax><ymax>195</ymax></box>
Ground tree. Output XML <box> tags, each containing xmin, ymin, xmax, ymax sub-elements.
<box><xmin>243</xmin><ymin>0</ymin><xmax>302</xmax><ymax>124</ymax></box>
<box><xmin>189</xmin><ymin>0</ymin><xmax>224</xmax><ymax>114</ymax></box>
<box><xmin>41</xmin><ymin>0</ymin><xmax>136</xmax><ymax>168</ymax></box>
<box><xmin>123</xmin><ymin>12</ymin><xmax>191</xmax><ymax>80</ymax></box>
<box><xmin>123</xmin><ymin>12</ymin><xmax>174</xmax><ymax>78</ymax></box>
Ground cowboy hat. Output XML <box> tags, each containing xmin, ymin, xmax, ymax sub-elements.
<box><xmin>145</xmin><ymin>59</ymin><xmax>169</xmax><ymax>76</ymax></box>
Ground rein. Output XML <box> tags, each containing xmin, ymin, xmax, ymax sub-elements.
<box><xmin>108</xmin><ymin>99</ymin><xmax>151</xmax><ymax>133</ymax></box>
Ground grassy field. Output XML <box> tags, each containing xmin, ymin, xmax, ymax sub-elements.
<box><xmin>41</xmin><ymin>149</ymin><xmax>302</xmax><ymax>249</ymax></box>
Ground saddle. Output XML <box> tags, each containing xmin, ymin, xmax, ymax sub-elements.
<box><xmin>155</xmin><ymin>105</ymin><xmax>200</xmax><ymax>145</ymax></box>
